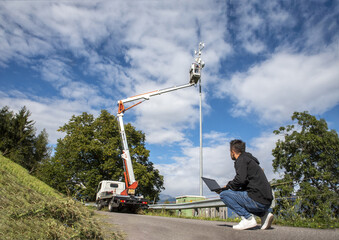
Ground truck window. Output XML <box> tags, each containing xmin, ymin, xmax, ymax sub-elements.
<box><xmin>110</xmin><ymin>183</ymin><xmax>119</xmax><ymax>188</ymax></box>
<box><xmin>97</xmin><ymin>183</ymin><xmax>102</xmax><ymax>193</ymax></box>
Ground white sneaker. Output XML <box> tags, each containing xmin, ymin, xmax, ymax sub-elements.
<box><xmin>260</xmin><ymin>212</ymin><xmax>274</xmax><ymax>230</ymax></box>
<box><xmin>233</xmin><ymin>216</ymin><xmax>257</xmax><ymax>230</ymax></box>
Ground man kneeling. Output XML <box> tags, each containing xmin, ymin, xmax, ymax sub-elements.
<box><xmin>218</xmin><ymin>139</ymin><xmax>274</xmax><ymax>230</ymax></box>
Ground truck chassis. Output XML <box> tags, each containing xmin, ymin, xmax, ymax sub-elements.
<box><xmin>97</xmin><ymin>194</ymin><xmax>148</xmax><ymax>213</ymax></box>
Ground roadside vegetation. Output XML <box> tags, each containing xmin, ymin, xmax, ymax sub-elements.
<box><xmin>0</xmin><ymin>105</ymin><xmax>165</xmax><ymax>239</ymax></box>
<box><xmin>145</xmin><ymin>208</ymin><xmax>339</xmax><ymax>229</ymax></box>
<box><xmin>0</xmin><ymin>155</ymin><xmax>112</xmax><ymax>239</ymax></box>
<box><xmin>271</xmin><ymin>112</ymin><xmax>338</xmax><ymax>229</ymax></box>
<box><xmin>0</xmin><ymin>106</ymin><xmax>50</xmax><ymax>175</ymax></box>
<box><xmin>36</xmin><ymin>110</ymin><xmax>164</xmax><ymax>202</ymax></box>
<box><xmin>0</xmin><ymin>106</ymin><xmax>164</xmax><ymax>203</ymax></box>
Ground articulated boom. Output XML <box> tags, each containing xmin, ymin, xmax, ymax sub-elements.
<box><xmin>117</xmin><ymin>83</ymin><xmax>197</xmax><ymax>195</ymax></box>
<box><xmin>117</xmin><ymin>42</ymin><xmax>205</xmax><ymax>196</ymax></box>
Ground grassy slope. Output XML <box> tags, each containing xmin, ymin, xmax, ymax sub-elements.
<box><xmin>0</xmin><ymin>155</ymin><xmax>104</xmax><ymax>240</ymax></box>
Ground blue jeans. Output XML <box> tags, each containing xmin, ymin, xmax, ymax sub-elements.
<box><xmin>220</xmin><ymin>190</ymin><xmax>270</xmax><ymax>219</ymax></box>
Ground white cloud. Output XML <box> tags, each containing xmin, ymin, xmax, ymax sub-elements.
<box><xmin>247</xmin><ymin>131</ymin><xmax>282</xmax><ymax>181</ymax></box>
<box><xmin>156</xmin><ymin>139</ymin><xmax>232</xmax><ymax>197</ymax></box>
<box><xmin>295</xmin><ymin>1</ymin><xmax>339</xmax><ymax>52</ymax></box>
<box><xmin>59</xmin><ymin>81</ymin><xmax>107</xmax><ymax>106</ymax></box>
<box><xmin>0</xmin><ymin>91</ymin><xmax>101</xmax><ymax>144</ymax></box>
<box><xmin>228</xmin><ymin>0</ymin><xmax>300</xmax><ymax>54</ymax></box>
<box><xmin>109</xmin><ymin>1</ymin><xmax>230</xmax><ymax>145</ymax></box>
<box><xmin>218</xmin><ymin>47</ymin><xmax>339</xmax><ymax>123</ymax></box>
<box><xmin>203</xmin><ymin>131</ymin><xmax>229</xmax><ymax>146</ymax></box>
<box><xmin>132</xmin><ymin>87</ymin><xmax>200</xmax><ymax>145</ymax></box>
<box><xmin>229</xmin><ymin>0</ymin><xmax>266</xmax><ymax>54</ymax></box>
<box><xmin>155</xmin><ymin>131</ymin><xmax>234</xmax><ymax>197</ymax></box>
<box><xmin>37</xmin><ymin>58</ymin><xmax>72</xmax><ymax>88</ymax></box>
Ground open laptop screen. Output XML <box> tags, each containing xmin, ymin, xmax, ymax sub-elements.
<box><xmin>201</xmin><ymin>177</ymin><xmax>222</xmax><ymax>192</ymax></box>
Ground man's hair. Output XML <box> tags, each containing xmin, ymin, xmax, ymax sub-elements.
<box><xmin>230</xmin><ymin>139</ymin><xmax>246</xmax><ymax>154</ymax></box>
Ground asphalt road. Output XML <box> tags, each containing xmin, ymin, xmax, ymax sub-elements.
<box><xmin>96</xmin><ymin>211</ymin><xmax>338</xmax><ymax>240</ymax></box>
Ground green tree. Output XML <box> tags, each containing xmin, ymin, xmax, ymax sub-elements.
<box><xmin>38</xmin><ymin>110</ymin><xmax>164</xmax><ymax>201</ymax></box>
<box><xmin>272</xmin><ymin>111</ymin><xmax>339</xmax><ymax>223</ymax></box>
<box><xmin>0</xmin><ymin>106</ymin><xmax>50</xmax><ymax>173</ymax></box>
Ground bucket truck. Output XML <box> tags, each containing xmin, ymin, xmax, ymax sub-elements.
<box><xmin>96</xmin><ymin>43</ymin><xmax>205</xmax><ymax>213</ymax></box>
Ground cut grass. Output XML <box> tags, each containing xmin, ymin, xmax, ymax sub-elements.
<box><xmin>0</xmin><ymin>155</ymin><xmax>110</xmax><ymax>240</ymax></box>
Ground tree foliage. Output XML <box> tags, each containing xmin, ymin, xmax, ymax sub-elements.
<box><xmin>0</xmin><ymin>106</ymin><xmax>50</xmax><ymax>173</ymax></box>
<box><xmin>272</xmin><ymin>111</ymin><xmax>338</xmax><ymax>222</ymax></box>
<box><xmin>37</xmin><ymin>110</ymin><xmax>164</xmax><ymax>201</ymax></box>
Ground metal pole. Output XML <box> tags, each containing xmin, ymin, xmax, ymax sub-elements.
<box><xmin>193</xmin><ymin>41</ymin><xmax>205</xmax><ymax>197</ymax></box>
<box><xmin>199</xmin><ymin>78</ymin><xmax>203</xmax><ymax>196</ymax></box>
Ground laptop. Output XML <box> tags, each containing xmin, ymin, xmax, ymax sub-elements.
<box><xmin>201</xmin><ymin>177</ymin><xmax>227</xmax><ymax>192</ymax></box>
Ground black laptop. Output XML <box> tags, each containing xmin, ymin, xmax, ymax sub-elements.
<box><xmin>202</xmin><ymin>177</ymin><xmax>227</xmax><ymax>192</ymax></box>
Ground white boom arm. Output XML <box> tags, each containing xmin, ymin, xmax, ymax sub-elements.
<box><xmin>117</xmin><ymin>114</ymin><xmax>136</xmax><ymax>184</ymax></box>
<box><xmin>119</xmin><ymin>82</ymin><xmax>195</xmax><ymax>105</ymax></box>
<box><xmin>117</xmin><ymin>82</ymin><xmax>196</xmax><ymax>188</ymax></box>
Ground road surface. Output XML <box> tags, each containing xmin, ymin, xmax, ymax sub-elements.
<box><xmin>96</xmin><ymin>211</ymin><xmax>338</xmax><ymax>240</ymax></box>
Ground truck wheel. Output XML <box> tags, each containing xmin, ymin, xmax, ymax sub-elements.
<box><xmin>108</xmin><ymin>199</ymin><xmax>119</xmax><ymax>212</ymax></box>
<box><xmin>129</xmin><ymin>207</ymin><xmax>139</xmax><ymax>214</ymax></box>
<box><xmin>97</xmin><ymin>201</ymin><xmax>102</xmax><ymax>210</ymax></box>
<box><xmin>108</xmin><ymin>202</ymin><xmax>114</xmax><ymax>212</ymax></box>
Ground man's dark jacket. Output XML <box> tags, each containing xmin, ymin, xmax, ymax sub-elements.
<box><xmin>227</xmin><ymin>152</ymin><xmax>273</xmax><ymax>205</ymax></box>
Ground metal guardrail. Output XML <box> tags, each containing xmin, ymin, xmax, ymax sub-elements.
<box><xmin>149</xmin><ymin>196</ymin><xmax>275</xmax><ymax>210</ymax></box>
<box><xmin>149</xmin><ymin>198</ymin><xmax>225</xmax><ymax>210</ymax></box>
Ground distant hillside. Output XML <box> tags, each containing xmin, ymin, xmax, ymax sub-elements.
<box><xmin>0</xmin><ymin>155</ymin><xmax>103</xmax><ymax>240</ymax></box>
<box><xmin>159</xmin><ymin>194</ymin><xmax>176</xmax><ymax>203</ymax></box>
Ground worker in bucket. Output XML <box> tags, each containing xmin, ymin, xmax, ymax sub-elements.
<box><xmin>217</xmin><ymin>139</ymin><xmax>274</xmax><ymax>230</ymax></box>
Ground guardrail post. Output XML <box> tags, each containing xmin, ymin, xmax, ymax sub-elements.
<box><xmin>194</xmin><ymin>208</ymin><xmax>198</xmax><ymax>217</ymax></box>
<box><xmin>221</xmin><ymin>207</ymin><xmax>226</xmax><ymax>219</ymax></box>
<box><xmin>222</xmin><ymin>207</ymin><xmax>228</xmax><ymax>219</ymax></box>
<box><xmin>199</xmin><ymin>208</ymin><xmax>203</xmax><ymax>217</ymax></box>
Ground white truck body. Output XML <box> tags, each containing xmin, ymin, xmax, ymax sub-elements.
<box><xmin>96</xmin><ymin>180</ymin><xmax>148</xmax><ymax>213</ymax></box>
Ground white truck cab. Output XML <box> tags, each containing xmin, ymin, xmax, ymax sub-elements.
<box><xmin>96</xmin><ymin>180</ymin><xmax>125</xmax><ymax>200</ymax></box>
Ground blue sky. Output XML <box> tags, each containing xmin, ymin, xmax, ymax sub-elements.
<box><xmin>1</xmin><ymin>0</ymin><xmax>338</xmax><ymax>197</ymax></box>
